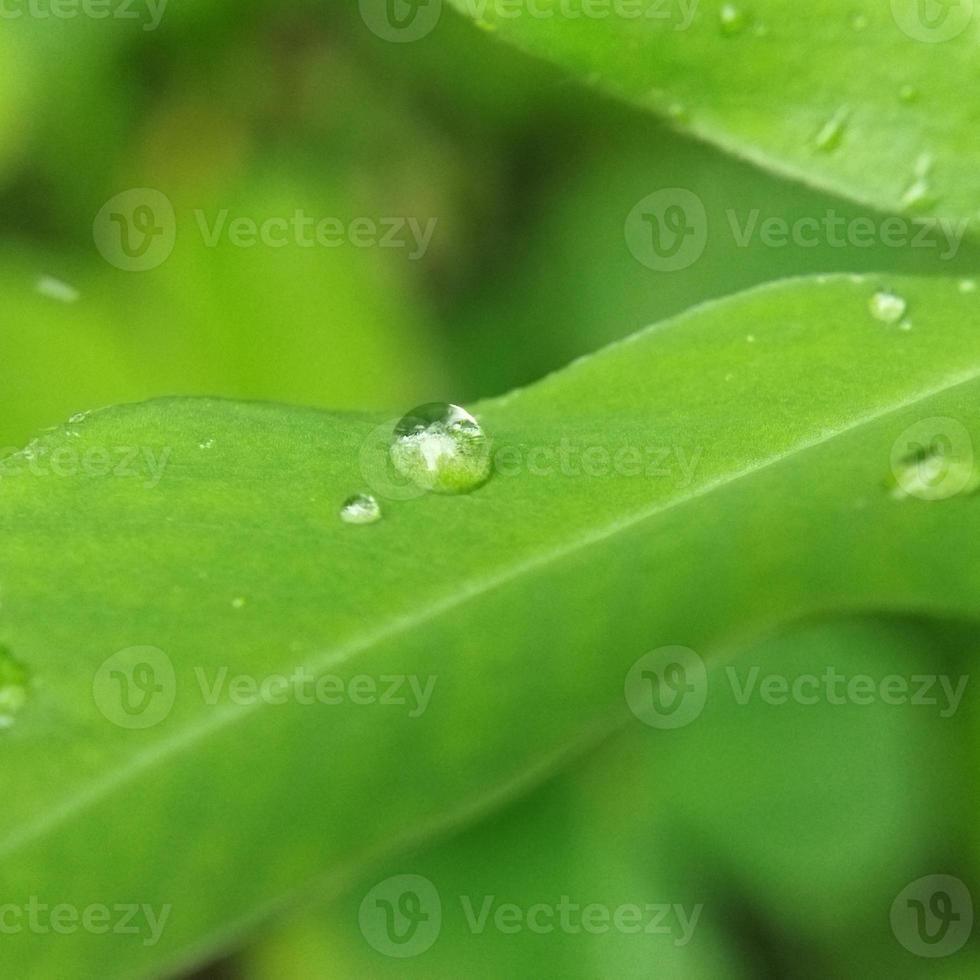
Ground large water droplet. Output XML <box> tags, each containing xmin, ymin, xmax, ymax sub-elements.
<box><xmin>719</xmin><ymin>3</ymin><xmax>748</xmax><ymax>35</ymax></box>
<box><xmin>869</xmin><ymin>290</ymin><xmax>908</xmax><ymax>325</ymax></box>
<box><xmin>340</xmin><ymin>493</ymin><xmax>382</xmax><ymax>525</ymax></box>
<box><xmin>890</xmin><ymin>445</ymin><xmax>979</xmax><ymax>501</ymax></box>
<box><xmin>0</xmin><ymin>647</ymin><xmax>29</xmax><ymax>730</ymax></box>
<box><xmin>814</xmin><ymin>106</ymin><xmax>850</xmax><ymax>152</ymax></box>
<box><xmin>390</xmin><ymin>403</ymin><xmax>492</xmax><ymax>495</ymax></box>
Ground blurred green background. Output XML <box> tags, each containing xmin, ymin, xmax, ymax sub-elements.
<box><xmin>4</xmin><ymin>2</ymin><xmax>979</xmax><ymax>977</ymax></box>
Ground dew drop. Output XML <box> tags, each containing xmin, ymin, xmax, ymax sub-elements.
<box><xmin>814</xmin><ymin>105</ymin><xmax>850</xmax><ymax>153</ymax></box>
<box><xmin>869</xmin><ymin>290</ymin><xmax>907</xmax><ymax>325</ymax></box>
<box><xmin>959</xmin><ymin>279</ymin><xmax>977</xmax><ymax>294</ymax></box>
<box><xmin>389</xmin><ymin>403</ymin><xmax>492</xmax><ymax>495</ymax></box>
<box><xmin>35</xmin><ymin>275</ymin><xmax>79</xmax><ymax>304</ymax></box>
<box><xmin>231</xmin><ymin>596</ymin><xmax>246</xmax><ymax>610</ymax></box>
<box><xmin>890</xmin><ymin>446</ymin><xmax>980</xmax><ymax>502</ymax></box>
<box><xmin>899</xmin><ymin>84</ymin><xmax>919</xmax><ymax>104</ymax></box>
<box><xmin>0</xmin><ymin>647</ymin><xmax>29</xmax><ymax>731</ymax></box>
<box><xmin>719</xmin><ymin>3</ymin><xmax>748</xmax><ymax>35</ymax></box>
<box><xmin>850</xmin><ymin>12</ymin><xmax>868</xmax><ymax>30</ymax></box>
<box><xmin>340</xmin><ymin>493</ymin><xmax>382</xmax><ymax>525</ymax></box>
<box><xmin>199</xmin><ymin>439</ymin><xmax>215</xmax><ymax>450</ymax></box>
<box><xmin>667</xmin><ymin>102</ymin><xmax>689</xmax><ymax>122</ymax></box>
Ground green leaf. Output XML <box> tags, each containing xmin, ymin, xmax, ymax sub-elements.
<box><xmin>444</xmin><ymin>0</ymin><xmax>980</xmax><ymax>222</ymax></box>
<box><xmin>3</xmin><ymin>273</ymin><xmax>980</xmax><ymax>977</ymax></box>
<box><xmin>242</xmin><ymin>617</ymin><xmax>963</xmax><ymax>979</ymax></box>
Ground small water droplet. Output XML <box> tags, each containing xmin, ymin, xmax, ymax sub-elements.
<box><xmin>901</xmin><ymin>177</ymin><xmax>934</xmax><ymax>210</ymax></box>
<box><xmin>890</xmin><ymin>445</ymin><xmax>980</xmax><ymax>501</ymax></box>
<box><xmin>814</xmin><ymin>105</ymin><xmax>850</xmax><ymax>152</ymax></box>
<box><xmin>850</xmin><ymin>12</ymin><xmax>868</xmax><ymax>30</ymax></box>
<box><xmin>667</xmin><ymin>102</ymin><xmax>689</xmax><ymax>122</ymax></box>
<box><xmin>0</xmin><ymin>647</ymin><xmax>29</xmax><ymax>731</ymax></box>
<box><xmin>390</xmin><ymin>403</ymin><xmax>492</xmax><ymax>495</ymax></box>
<box><xmin>719</xmin><ymin>3</ymin><xmax>748</xmax><ymax>35</ymax></box>
<box><xmin>745</xmin><ymin>333</ymin><xmax>756</xmax><ymax>343</ymax></box>
<box><xmin>958</xmin><ymin>279</ymin><xmax>977</xmax><ymax>294</ymax></box>
<box><xmin>869</xmin><ymin>290</ymin><xmax>908</xmax><ymax>325</ymax></box>
<box><xmin>899</xmin><ymin>84</ymin><xmax>919</xmax><ymax>104</ymax></box>
<box><xmin>898</xmin><ymin>319</ymin><xmax>913</xmax><ymax>332</ymax></box>
<box><xmin>35</xmin><ymin>275</ymin><xmax>79</xmax><ymax>304</ymax></box>
<box><xmin>231</xmin><ymin>597</ymin><xmax>246</xmax><ymax>610</ymax></box>
<box><xmin>199</xmin><ymin>439</ymin><xmax>215</xmax><ymax>450</ymax></box>
<box><xmin>340</xmin><ymin>493</ymin><xmax>382</xmax><ymax>525</ymax></box>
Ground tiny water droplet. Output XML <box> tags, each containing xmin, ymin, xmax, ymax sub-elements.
<box><xmin>899</xmin><ymin>84</ymin><xmax>919</xmax><ymax>104</ymax></box>
<box><xmin>745</xmin><ymin>333</ymin><xmax>756</xmax><ymax>343</ymax></box>
<box><xmin>199</xmin><ymin>439</ymin><xmax>215</xmax><ymax>450</ymax></box>
<box><xmin>959</xmin><ymin>279</ymin><xmax>977</xmax><ymax>293</ymax></box>
<box><xmin>890</xmin><ymin>445</ymin><xmax>979</xmax><ymax>501</ymax></box>
<box><xmin>0</xmin><ymin>647</ymin><xmax>29</xmax><ymax>731</ymax></box>
<box><xmin>869</xmin><ymin>290</ymin><xmax>908</xmax><ymax>325</ymax></box>
<box><xmin>667</xmin><ymin>102</ymin><xmax>689</xmax><ymax>122</ymax></box>
<box><xmin>35</xmin><ymin>275</ymin><xmax>79</xmax><ymax>304</ymax></box>
<box><xmin>899</xmin><ymin>319</ymin><xmax>913</xmax><ymax>332</ymax></box>
<box><xmin>850</xmin><ymin>12</ymin><xmax>868</xmax><ymax>30</ymax></box>
<box><xmin>390</xmin><ymin>403</ymin><xmax>492</xmax><ymax>495</ymax></box>
<box><xmin>814</xmin><ymin>105</ymin><xmax>850</xmax><ymax>153</ymax></box>
<box><xmin>231</xmin><ymin>596</ymin><xmax>246</xmax><ymax>609</ymax></box>
<box><xmin>901</xmin><ymin>177</ymin><xmax>934</xmax><ymax>210</ymax></box>
<box><xmin>719</xmin><ymin>3</ymin><xmax>748</xmax><ymax>35</ymax></box>
<box><xmin>340</xmin><ymin>493</ymin><xmax>382</xmax><ymax>525</ymax></box>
